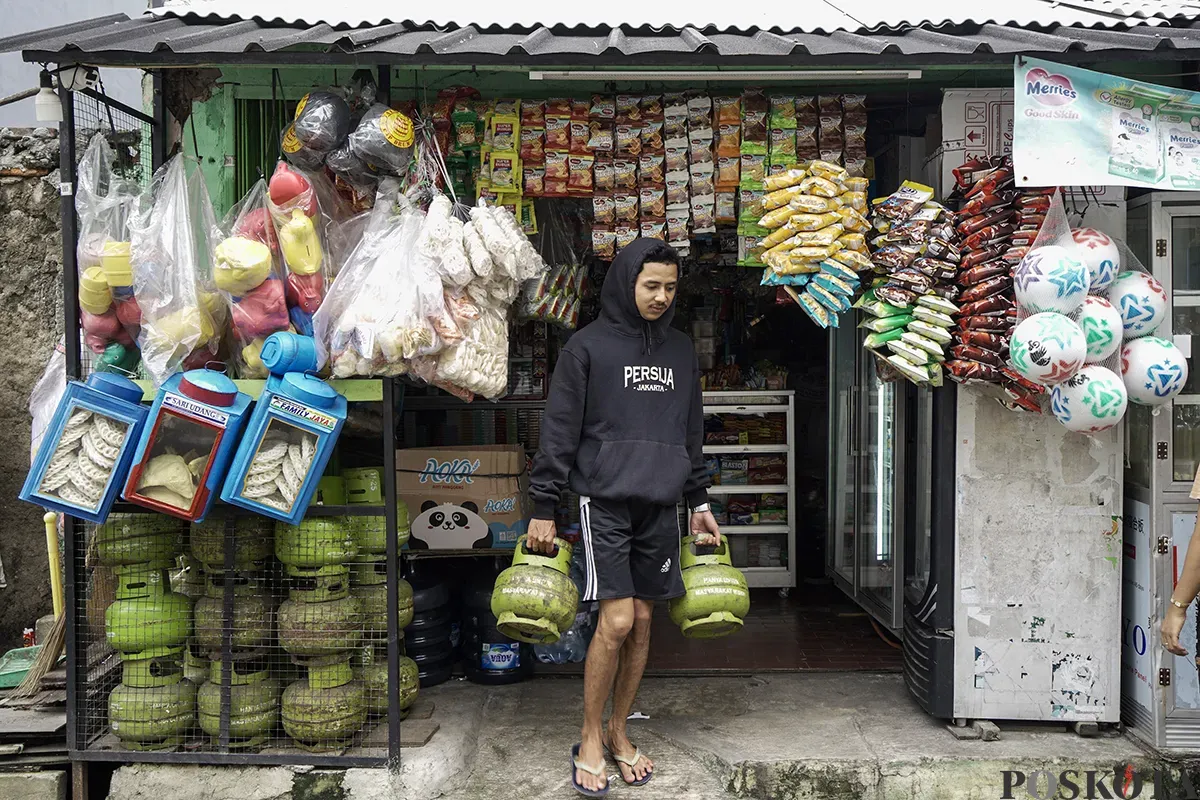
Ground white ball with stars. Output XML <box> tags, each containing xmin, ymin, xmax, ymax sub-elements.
<box><xmin>1071</xmin><ymin>227</ymin><xmax>1121</xmax><ymax>291</ymax></box>
<box><xmin>1121</xmin><ymin>336</ymin><xmax>1189</xmax><ymax>406</ymax></box>
<box><xmin>1107</xmin><ymin>270</ymin><xmax>1168</xmax><ymax>338</ymax></box>
<box><xmin>1051</xmin><ymin>366</ymin><xmax>1128</xmax><ymax>433</ymax></box>
<box><xmin>1079</xmin><ymin>295</ymin><xmax>1123</xmax><ymax>363</ymax></box>
<box><xmin>1014</xmin><ymin>245</ymin><xmax>1089</xmax><ymax>315</ymax></box>
<box><xmin>1009</xmin><ymin>312</ymin><xmax>1087</xmax><ymax>387</ymax></box>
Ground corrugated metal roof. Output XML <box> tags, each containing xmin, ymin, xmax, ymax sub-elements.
<box><xmin>3</xmin><ymin>12</ymin><xmax>1200</xmax><ymax>66</ymax></box>
<box><xmin>149</xmin><ymin>0</ymin><xmax>1189</xmax><ymax>33</ymax></box>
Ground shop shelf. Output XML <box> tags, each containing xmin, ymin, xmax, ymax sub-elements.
<box><xmin>707</xmin><ymin>484</ymin><xmax>789</xmax><ymax>495</ymax></box>
<box><xmin>719</xmin><ymin>524</ymin><xmax>790</xmax><ymax>535</ymax></box>
<box><xmin>702</xmin><ymin>404</ymin><xmax>786</xmax><ymax>415</ymax></box>
<box><xmin>702</xmin><ymin>444</ymin><xmax>789</xmax><ymax>454</ymax></box>
<box><xmin>133</xmin><ymin>379</ymin><xmax>384</xmax><ymax>403</ymax></box>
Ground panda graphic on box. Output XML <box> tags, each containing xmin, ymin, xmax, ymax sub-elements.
<box><xmin>408</xmin><ymin>501</ymin><xmax>493</xmax><ymax>549</ymax></box>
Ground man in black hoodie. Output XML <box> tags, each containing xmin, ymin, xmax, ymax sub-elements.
<box><xmin>527</xmin><ymin>238</ymin><xmax>718</xmax><ymax>794</ymax></box>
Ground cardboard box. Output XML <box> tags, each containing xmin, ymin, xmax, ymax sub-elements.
<box><xmin>397</xmin><ymin>445</ymin><xmax>530</xmax><ymax>550</ymax></box>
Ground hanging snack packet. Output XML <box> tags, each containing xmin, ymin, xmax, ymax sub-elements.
<box><xmin>640</xmin><ymin>152</ymin><xmax>666</xmax><ymax>186</ymax></box>
<box><xmin>876</xmin><ymin>180</ymin><xmax>935</xmax><ymax>221</ymax></box>
<box><xmin>592</xmin><ymin>226</ymin><xmax>616</xmax><ymax>259</ymax></box>
<box><xmin>593</xmin><ymin>195</ymin><xmax>616</xmax><ymax>226</ymax></box>
<box><xmin>614</xmin><ymin>158</ymin><xmax>638</xmax><ymax>190</ymax></box>
<box><xmin>568</xmin><ymin>155</ymin><xmax>595</xmax><ymax>195</ymax></box>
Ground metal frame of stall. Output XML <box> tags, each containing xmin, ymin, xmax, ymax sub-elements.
<box><xmin>57</xmin><ymin>75</ymin><xmax>403</xmax><ymax>769</ymax></box>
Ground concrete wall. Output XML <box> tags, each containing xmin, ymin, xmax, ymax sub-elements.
<box><xmin>0</xmin><ymin>0</ymin><xmax>145</xmax><ymax>128</ymax></box>
<box><xmin>953</xmin><ymin>388</ymin><xmax>1123</xmax><ymax>722</ymax></box>
<box><xmin>0</xmin><ymin>128</ymin><xmax>63</xmax><ymax>648</ymax></box>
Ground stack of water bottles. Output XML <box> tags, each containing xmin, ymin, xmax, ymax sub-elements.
<box><xmin>534</xmin><ymin>524</ymin><xmax>597</xmax><ymax>665</ymax></box>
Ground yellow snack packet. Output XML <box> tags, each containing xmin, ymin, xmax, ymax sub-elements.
<box><xmin>787</xmin><ymin>194</ymin><xmax>840</xmax><ymax>214</ymax></box>
<box><xmin>809</xmin><ymin>159</ymin><xmax>848</xmax><ymax>182</ymax></box>
<box><xmin>799</xmin><ymin>175</ymin><xmax>840</xmax><ymax>198</ymax></box>
<box><xmin>786</xmin><ymin>211</ymin><xmax>841</xmax><ymax>232</ymax></box>
<box><xmin>763</xmin><ymin>168</ymin><xmax>807</xmax><ymax>192</ymax></box>
<box><xmin>837</xmin><ymin>232</ymin><xmax>866</xmax><ymax>252</ymax></box>
<box><xmin>831</xmin><ymin>248</ymin><xmax>872</xmax><ymax>271</ymax></box>
<box><xmin>843</xmin><ymin>176</ymin><xmax>870</xmax><ymax>192</ymax></box>
<box><xmin>839</xmin><ymin>190</ymin><xmax>867</xmax><ymax>211</ymax></box>
<box><xmin>762</xmin><ymin>185</ymin><xmax>805</xmax><ymax>211</ymax></box>
<box><xmin>759</xmin><ymin>226</ymin><xmax>796</xmax><ymax>250</ymax></box>
<box><xmin>791</xmin><ymin>224</ymin><xmax>844</xmax><ymax>247</ymax></box>
<box><xmin>778</xmin><ymin>256</ymin><xmax>824</xmax><ymax>275</ymax></box>
<box><xmin>759</xmin><ymin>205</ymin><xmax>799</xmax><ymax>229</ymax></box>
<box><xmin>838</xmin><ymin>206</ymin><xmax>871</xmax><ymax>233</ymax></box>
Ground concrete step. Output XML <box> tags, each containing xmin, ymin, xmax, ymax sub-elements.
<box><xmin>106</xmin><ymin>674</ymin><xmax>1175</xmax><ymax>800</ymax></box>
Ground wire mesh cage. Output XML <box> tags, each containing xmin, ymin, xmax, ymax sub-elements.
<box><xmin>63</xmin><ymin>387</ymin><xmax>405</xmax><ymax>765</ymax></box>
<box><xmin>60</xmin><ymin>88</ymin><xmax>409</xmax><ymax>767</ymax></box>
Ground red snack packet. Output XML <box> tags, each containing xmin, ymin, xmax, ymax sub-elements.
<box><xmin>944</xmin><ymin>359</ymin><xmax>1001</xmax><ymax>383</ymax></box>
<box><xmin>950</xmin><ymin>344</ymin><xmax>1003</xmax><ymax>367</ymax></box>
<box><xmin>962</xmin><ymin>331</ymin><xmax>1011</xmax><ymax>352</ymax></box>
<box><xmin>957</xmin><ymin>262</ymin><xmax>1010</xmax><ymax>287</ymax></box>
<box><xmin>957</xmin><ymin>208</ymin><xmax>1015</xmax><ymax>237</ymax></box>
<box><xmin>957</xmin><ymin>294</ymin><xmax>1013</xmax><ymax>317</ymax></box>
<box><xmin>959</xmin><ymin>275</ymin><xmax>1012</xmax><ymax>303</ymax></box>
<box><xmin>961</xmin><ymin>245</ymin><xmax>1007</xmax><ymax>270</ymax></box>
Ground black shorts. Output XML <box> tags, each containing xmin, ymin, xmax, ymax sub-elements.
<box><xmin>579</xmin><ymin>496</ymin><xmax>684</xmax><ymax>602</ymax></box>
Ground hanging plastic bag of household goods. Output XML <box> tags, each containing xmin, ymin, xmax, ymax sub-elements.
<box><xmin>74</xmin><ymin>134</ymin><xmax>141</xmax><ymax>369</ymax></box>
<box><xmin>347</xmin><ymin>103</ymin><xmax>416</xmax><ymax>175</ymax></box>
<box><xmin>129</xmin><ymin>154</ymin><xmax>223</xmax><ymax>386</ymax></box>
<box><xmin>214</xmin><ymin>178</ymin><xmax>290</xmax><ymax>378</ymax></box>
<box><xmin>313</xmin><ymin>179</ymin><xmax>406</xmax><ymax>372</ymax></box>
<box><xmin>29</xmin><ymin>339</ymin><xmax>67</xmax><ymax>464</ymax></box>
<box><xmin>265</xmin><ymin>161</ymin><xmax>336</xmax><ymax>337</ymax></box>
<box><xmin>520</xmin><ymin>204</ymin><xmax>585</xmax><ymax>329</ymax></box>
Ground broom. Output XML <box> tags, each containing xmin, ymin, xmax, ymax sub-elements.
<box><xmin>5</xmin><ymin>512</ymin><xmax>66</xmax><ymax>700</ymax></box>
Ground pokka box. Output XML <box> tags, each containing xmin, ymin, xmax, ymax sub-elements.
<box><xmin>220</xmin><ymin>372</ymin><xmax>346</xmax><ymax>524</ymax></box>
<box><xmin>21</xmin><ymin>373</ymin><xmax>149</xmax><ymax>523</ymax></box>
<box><xmin>396</xmin><ymin>445</ymin><xmax>529</xmax><ymax>550</ymax></box>
<box><xmin>122</xmin><ymin>370</ymin><xmax>252</xmax><ymax>522</ymax></box>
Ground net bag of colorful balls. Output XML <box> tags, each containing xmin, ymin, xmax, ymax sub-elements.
<box><xmin>214</xmin><ymin>178</ymin><xmax>291</xmax><ymax>378</ymax></box>
<box><xmin>1008</xmin><ymin>192</ymin><xmax>1186</xmax><ymax>434</ymax></box>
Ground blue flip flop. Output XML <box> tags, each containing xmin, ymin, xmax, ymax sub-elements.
<box><xmin>605</xmin><ymin>742</ymin><xmax>653</xmax><ymax>786</ymax></box>
<box><xmin>571</xmin><ymin>743</ymin><xmax>610</xmax><ymax>797</ymax></box>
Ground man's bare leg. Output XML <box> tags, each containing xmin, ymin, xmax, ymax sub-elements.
<box><xmin>576</xmin><ymin>598</ymin><xmax>633</xmax><ymax>792</ymax></box>
<box><xmin>605</xmin><ymin>598</ymin><xmax>654</xmax><ymax>783</ymax></box>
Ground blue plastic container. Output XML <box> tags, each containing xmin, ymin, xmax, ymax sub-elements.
<box><xmin>122</xmin><ymin>370</ymin><xmax>252</xmax><ymax>522</ymax></box>
<box><xmin>21</xmin><ymin>373</ymin><xmax>148</xmax><ymax>523</ymax></box>
<box><xmin>220</xmin><ymin>342</ymin><xmax>346</xmax><ymax>524</ymax></box>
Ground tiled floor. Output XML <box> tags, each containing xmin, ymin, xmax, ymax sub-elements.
<box><xmin>542</xmin><ymin>583</ymin><xmax>905</xmax><ymax>675</ymax></box>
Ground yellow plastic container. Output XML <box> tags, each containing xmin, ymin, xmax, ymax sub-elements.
<box><xmin>79</xmin><ymin>267</ymin><xmax>113</xmax><ymax>315</ymax></box>
<box><xmin>278</xmin><ymin>210</ymin><xmax>323</xmax><ymax>276</ymax></box>
<box><xmin>214</xmin><ymin>237</ymin><xmax>273</xmax><ymax>295</ymax></box>
<box><xmin>100</xmin><ymin>241</ymin><xmax>134</xmax><ymax>289</ymax></box>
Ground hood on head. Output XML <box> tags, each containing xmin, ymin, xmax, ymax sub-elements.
<box><xmin>600</xmin><ymin>237</ymin><xmax>679</xmax><ymax>339</ymax></box>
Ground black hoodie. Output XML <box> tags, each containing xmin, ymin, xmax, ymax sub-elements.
<box><xmin>529</xmin><ymin>238</ymin><xmax>710</xmax><ymax>519</ymax></box>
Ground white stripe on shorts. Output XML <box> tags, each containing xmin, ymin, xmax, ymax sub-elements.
<box><xmin>579</xmin><ymin>495</ymin><xmax>597</xmax><ymax>601</ymax></box>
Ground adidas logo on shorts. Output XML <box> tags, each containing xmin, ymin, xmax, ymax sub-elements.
<box><xmin>660</xmin><ymin>558</ymin><xmax>671</xmax><ymax>573</ymax></box>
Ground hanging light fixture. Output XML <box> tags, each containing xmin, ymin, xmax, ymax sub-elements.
<box><xmin>34</xmin><ymin>70</ymin><xmax>61</xmax><ymax>124</ymax></box>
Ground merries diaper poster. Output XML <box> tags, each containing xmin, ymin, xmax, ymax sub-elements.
<box><xmin>1014</xmin><ymin>56</ymin><xmax>1200</xmax><ymax>190</ymax></box>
